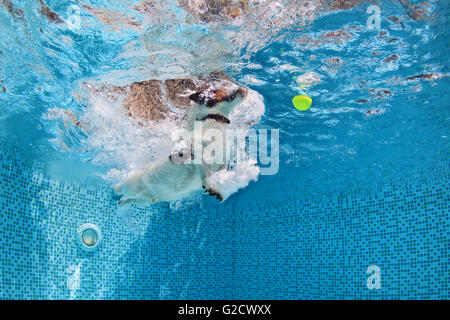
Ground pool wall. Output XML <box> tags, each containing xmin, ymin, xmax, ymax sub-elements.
<box><xmin>0</xmin><ymin>141</ymin><xmax>235</xmax><ymax>299</ymax></box>
<box><xmin>0</xmin><ymin>140</ymin><xmax>448</xmax><ymax>299</ymax></box>
<box><xmin>233</xmin><ymin>177</ymin><xmax>449</xmax><ymax>299</ymax></box>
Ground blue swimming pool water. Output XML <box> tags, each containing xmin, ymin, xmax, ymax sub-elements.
<box><xmin>0</xmin><ymin>0</ymin><xmax>448</xmax><ymax>299</ymax></box>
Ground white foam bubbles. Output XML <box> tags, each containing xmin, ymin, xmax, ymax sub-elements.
<box><xmin>228</xmin><ymin>88</ymin><xmax>265</xmax><ymax>128</ymax></box>
<box><xmin>82</xmin><ymin>92</ymin><xmax>179</xmax><ymax>184</ymax></box>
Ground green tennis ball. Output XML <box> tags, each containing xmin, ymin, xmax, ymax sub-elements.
<box><xmin>292</xmin><ymin>95</ymin><xmax>312</xmax><ymax>111</ymax></box>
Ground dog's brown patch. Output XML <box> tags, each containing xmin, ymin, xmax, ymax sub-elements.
<box><xmin>189</xmin><ymin>86</ymin><xmax>246</xmax><ymax>107</ymax></box>
<box><xmin>123</xmin><ymin>80</ymin><xmax>168</xmax><ymax>121</ymax></box>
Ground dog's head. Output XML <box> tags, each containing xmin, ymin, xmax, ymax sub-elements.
<box><xmin>187</xmin><ymin>76</ymin><xmax>248</xmax><ymax>121</ymax></box>
<box><xmin>189</xmin><ymin>85</ymin><xmax>247</xmax><ymax>108</ymax></box>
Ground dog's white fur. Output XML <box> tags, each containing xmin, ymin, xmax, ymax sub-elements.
<box><xmin>115</xmin><ymin>93</ymin><xmax>248</xmax><ymax>207</ymax></box>
<box><xmin>115</xmin><ymin>156</ymin><xmax>206</xmax><ymax>206</ymax></box>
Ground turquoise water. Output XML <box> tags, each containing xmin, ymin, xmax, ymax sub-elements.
<box><xmin>0</xmin><ymin>0</ymin><xmax>448</xmax><ymax>299</ymax></box>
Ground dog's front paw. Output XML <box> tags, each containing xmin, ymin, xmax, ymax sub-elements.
<box><xmin>207</xmin><ymin>188</ymin><xmax>224</xmax><ymax>202</ymax></box>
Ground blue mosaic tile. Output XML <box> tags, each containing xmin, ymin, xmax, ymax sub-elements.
<box><xmin>0</xmin><ymin>140</ymin><xmax>448</xmax><ymax>299</ymax></box>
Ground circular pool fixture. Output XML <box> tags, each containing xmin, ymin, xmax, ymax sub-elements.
<box><xmin>76</xmin><ymin>223</ymin><xmax>102</xmax><ymax>252</ymax></box>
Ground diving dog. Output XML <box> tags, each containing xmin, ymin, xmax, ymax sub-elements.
<box><xmin>113</xmin><ymin>74</ymin><xmax>261</xmax><ymax>206</ymax></box>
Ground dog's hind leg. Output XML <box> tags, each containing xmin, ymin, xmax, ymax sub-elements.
<box><xmin>200</xmin><ymin>163</ymin><xmax>213</xmax><ymax>193</ymax></box>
